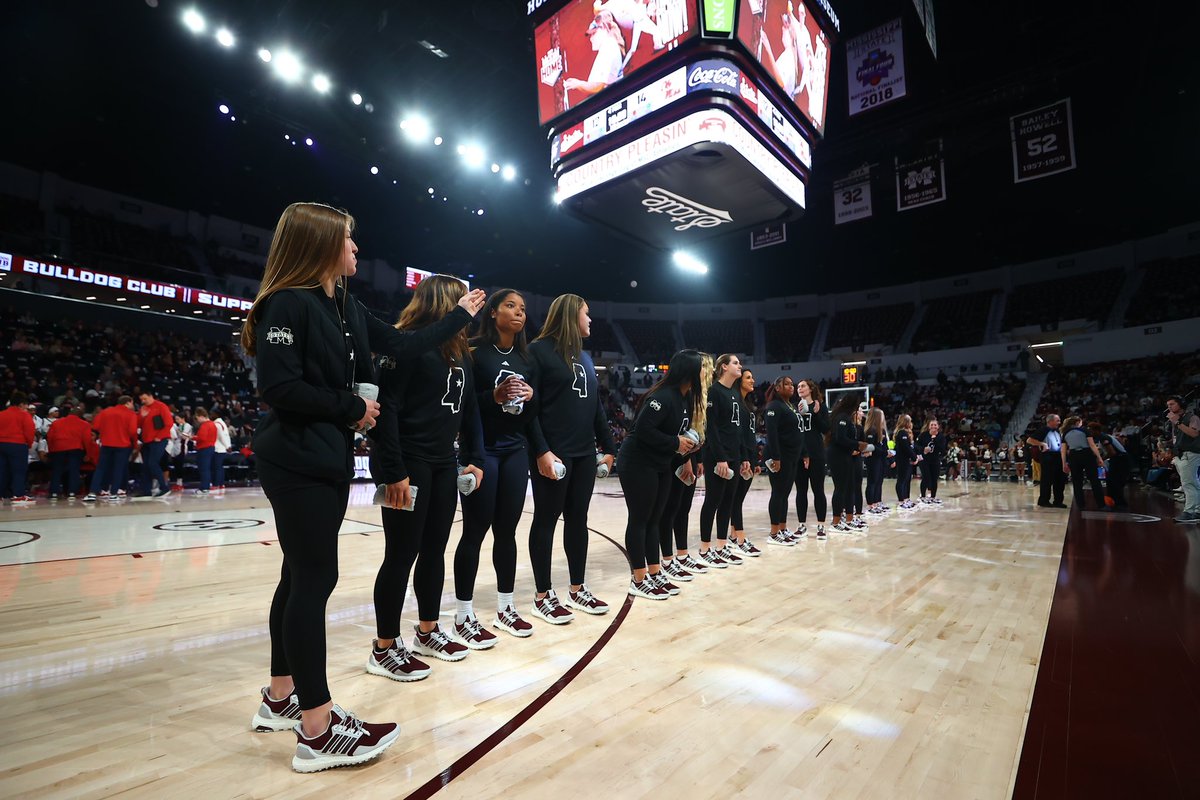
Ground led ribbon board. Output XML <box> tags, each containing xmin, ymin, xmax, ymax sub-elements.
<box><xmin>552</xmin><ymin>59</ymin><xmax>812</xmax><ymax>169</ymax></box>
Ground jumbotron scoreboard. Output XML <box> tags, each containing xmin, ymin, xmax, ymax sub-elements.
<box><xmin>530</xmin><ymin>0</ymin><xmax>839</xmax><ymax>249</ymax></box>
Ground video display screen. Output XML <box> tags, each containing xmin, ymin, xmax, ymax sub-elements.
<box><xmin>736</xmin><ymin>0</ymin><xmax>832</xmax><ymax>134</ymax></box>
<box><xmin>534</xmin><ymin>0</ymin><xmax>699</xmax><ymax>125</ymax></box>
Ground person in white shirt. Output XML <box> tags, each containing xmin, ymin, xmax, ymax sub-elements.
<box><xmin>212</xmin><ymin>412</ymin><xmax>232</xmax><ymax>493</ymax></box>
<box><xmin>563</xmin><ymin>12</ymin><xmax>626</xmax><ymax>98</ymax></box>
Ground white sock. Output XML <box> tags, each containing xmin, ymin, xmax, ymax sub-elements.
<box><xmin>497</xmin><ymin>591</ymin><xmax>514</xmax><ymax>614</ymax></box>
<box><xmin>455</xmin><ymin>599</ymin><xmax>474</xmax><ymax>625</ymax></box>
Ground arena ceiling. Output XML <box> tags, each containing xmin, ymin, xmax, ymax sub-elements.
<box><xmin>3</xmin><ymin>0</ymin><xmax>1196</xmax><ymax>302</ymax></box>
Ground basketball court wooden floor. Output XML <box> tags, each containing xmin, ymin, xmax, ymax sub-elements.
<box><xmin>0</xmin><ymin>478</ymin><xmax>1180</xmax><ymax>799</ymax></box>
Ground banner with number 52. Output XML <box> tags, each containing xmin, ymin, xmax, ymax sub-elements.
<box><xmin>1010</xmin><ymin>98</ymin><xmax>1076</xmax><ymax>183</ymax></box>
<box><xmin>847</xmin><ymin>19</ymin><xmax>907</xmax><ymax>117</ymax></box>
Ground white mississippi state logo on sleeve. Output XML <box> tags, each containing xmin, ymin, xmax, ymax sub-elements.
<box><xmin>266</xmin><ymin>327</ymin><xmax>294</xmax><ymax>346</ymax></box>
<box><xmin>442</xmin><ymin>366</ymin><xmax>466</xmax><ymax>414</ymax></box>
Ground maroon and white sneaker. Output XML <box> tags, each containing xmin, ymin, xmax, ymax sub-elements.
<box><xmin>717</xmin><ymin>544</ymin><xmax>744</xmax><ymax>565</ymax></box>
<box><xmin>565</xmin><ymin>584</ymin><xmax>609</xmax><ymax>615</ymax></box>
<box><xmin>767</xmin><ymin>530</ymin><xmax>795</xmax><ymax>547</ymax></box>
<box><xmin>365</xmin><ymin>639</ymin><xmax>431</xmax><ymax>682</ymax></box>
<box><xmin>697</xmin><ymin>548</ymin><xmax>728</xmax><ymax>569</ymax></box>
<box><xmin>493</xmin><ymin>606</ymin><xmax>534</xmax><ymax>637</ymax></box>
<box><xmin>251</xmin><ymin>686</ymin><xmax>302</xmax><ymax>732</ymax></box>
<box><xmin>291</xmin><ymin>705</ymin><xmax>399</xmax><ymax>773</ymax></box>
<box><xmin>677</xmin><ymin>553</ymin><xmax>708</xmax><ymax>574</ymax></box>
<box><xmin>628</xmin><ymin>577</ymin><xmax>668</xmax><ymax>600</ymax></box>
<box><xmin>531</xmin><ymin>590</ymin><xmax>574</xmax><ymax>625</ymax></box>
<box><xmin>660</xmin><ymin>558</ymin><xmax>694</xmax><ymax>582</ymax></box>
<box><xmin>649</xmin><ymin>571</ymin><xmax>680</xmax><ymax>596</ymax></box>
<box><xmin>737</xmin><ymin>538</ymin><xmax>762</xmax><ymax>557</ymax></box>
<box><xmin>411</xmin><ymin>624</ymin><xmax>468</xmax><ymax>662</ymax></box>
<box><xmin>453</xmin><ymin>615</ymin><xmax>498</xmax><ymax>650</ymax></box>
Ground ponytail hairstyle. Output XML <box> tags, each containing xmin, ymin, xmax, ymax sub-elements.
<box><xmin>534</xmin><ymin>293</ymin><xmax>586</xmax><ymax>365</ymax></box>
<box><xmin>396</xmin><ymin>274</ymin><xmax>471</xmax><ymax>365</ymax></box>
<box><xmin>643</xmin><ymin>349</ymin><xmax>706</xmax><ymax>435</ymax></box>
<box><xmin>766</xmin><ymin>375</ymin><xmax>795</xmax><ymax>405</ymax></box>
<box><xmin>713</xmin><ymin>353</ymin><xmax>737</xmax><ymax>384</ymax></box>
<box><xmin>242</xmin><ymin>202</ymin><xmax>354</xmax><ymax>355</ymax></box>
<box><xmin>1062</xmin><ymin>415</ymin><xmax>1082</xmax><ymax>431</ymax></box>
<box><xmin>826</xmin><ymin>394</ymin><xmax>861</xmax><ymax>446</ymax></box>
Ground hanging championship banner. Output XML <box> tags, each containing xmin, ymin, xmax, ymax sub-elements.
<box><xmin>846</xmin><ymin>19</ymin><xmax>906</xmax><ymax>116</ymax></box>
<box><xmin>833</xmin><ymin>165</ymin><xmax>872</xmax><ymax>224</ymax></box>
<box><xmin>895</xmin><ymin>142</ymin><xmax>946</xmax><ymax>211</ymax></box>
<box><xmin>1010</xmin><ymin>98</ymin><xmax>1076</xmax><ymax>183</ymax></box>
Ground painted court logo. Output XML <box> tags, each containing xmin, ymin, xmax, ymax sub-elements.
<box><xmin>266</xmin><ymin>327</ymin><xmax>294</xmax><ymax>346</ymax></box>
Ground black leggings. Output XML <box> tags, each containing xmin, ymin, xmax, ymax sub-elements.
<box><xmin>730</xmin><ymin>472</ymin><xmax>753</xmax><ymax>531</ymax></box>
<box><xmin>374</xmin><ymin>459</ymin><xmax>458</xmax><ymax>633</ymax></box>
<box><xmin>865</xmin><ymin>454</ymin><xmax>885</xmax><ymax>505</ymax></box>
<box><xmin>699</xmin><ymin>459</ymin><xmax>736</xmax><ymax>543</ymax></box>
<box><xmin>529</xmin><ymin>453</ymin><xmax>596</xmax><ymax>592</ymax></box>
<box><xmin>456</xmin><ymin>447</ymin><xmax>528</xmax><ymax>600</ymax></box>
<box><xmin>829</xmin><ymin>452</ymin><xmax>855</xmax><ymax>517</ymax></box>
<box><xmin>659</xmin><ymin>471</ymin><xmax>697</xmax><ymax>556</ymax></box>
<box><xmin>619</xmin><ymin>464</ymin><xmax>672</xmax><ymax>570</ymax></box>
<box><xmin>767</xmin><ymin>454</ymin><xmax>800</xmax><ymax>525</ymax></box>
<box><xmin>796</xmin><ymin>448</ymin><xmax>827</xmax><ymax>523</ymax></box>
<box><xmin>1068</xmin><ymin>449</ymin><xmax>1105</xmax><ymax>509</ymax></box>
<box><xmin>895</xmin><ymin>461</ymin><xmax>913</xmax><ymax>501</ymax></box>
<box><xmin>920</xmin><ymin>457</ymin><xmax>941</xmax><ymax>498</ymax></box>
<box><xmin>852</xmin><ymin>457</ymin><xmax>864</xmax><ymax>513</ymax></box>
<box><xmin>259</xmin><ymin>459</ymin><xmax>350</xmax><ymax>712</ymax></box>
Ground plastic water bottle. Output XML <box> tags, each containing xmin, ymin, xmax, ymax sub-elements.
<box><xmin>596</xmin><ymin>453</ymin><xmax>610</xmax><ymax>478</ymax></box>
<box><xmin>374</xmin><ymin>483</ymin><xmax>417</xmax><ymax>511</ymax></box>
<box><xmin>457</xmin><ymin>466</ymin><xmax>478</xmax><ymax>496</ymax></box>
<box><xmin>501</xmin><ymin>373</ymin><xmax>526</xmax><ymax>415</ymax></box>
<box><xmin>552</xmin><ymin>461</ymin><xmax>567</xmax><ymax>480</ymax></box>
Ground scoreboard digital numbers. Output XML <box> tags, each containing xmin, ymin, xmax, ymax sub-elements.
<box><xmin>842</xmin><ymin>365</ymin><xmax>859</xmax><ymax>385</ymax></box>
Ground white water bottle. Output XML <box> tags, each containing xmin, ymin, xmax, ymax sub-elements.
<box><xmin>552</xmin><ymin>460</ymin><xmax>567</xmax><ymax>480</ymax></box>
<box><xmin>457</xmin><ymin>466</ymin><xmax>478</xmax><ymax>496</ymax></box>
<box><xmin>596</xmin><ymin>453</ymin><xmax>610</xmax><ymax>478</ymax></box>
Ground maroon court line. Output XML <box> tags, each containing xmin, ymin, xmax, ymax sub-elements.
<box><xmin>402</xmin><ymin>526</ymin><xmax>633</xmax><ymax>800</ymax></box>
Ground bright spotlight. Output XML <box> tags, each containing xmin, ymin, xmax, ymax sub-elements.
<box><xmin>477</xmin><ymin>209</ymin><xmax>485</xmax><ymax>216</ymax></box>
<box><xmin>283</xmin><ymin>134</ymin><xmax>290</xmax><ymax>140</ymax></box>
<box><xmin>272</xmin><ymin>50</ymin><xmax>303</xmax><ymax>83</ymax></box>
<box><xmin>351</xmin><ymin>92</ymin><xmax>363</xmax><ymax>106</ymax></box>
<box><xmin>460</xmin><ymin>144</ymin><xmax>485</xmax><ymax>168</ymax></box>
<box><xmin>553</xmin><ymin>190</ymin><xmax>563</xmax><ymax>205</ymax></box>
<box><xmin>400</xmin><ymin>115</ymin><xmax>431</xmax><ymax>143</ymax></box>
<box><xmin>229</xmin><ymin>115</ymin><xmax>236</xmax><ymax>121</ymax></box>
<box><xmin>428</xmin><ymin>187</ymin><xmax>435</xmax><ymax>194</ymax></box>
<box><xmin>312</xmin><ymin>73</ymin><xmax>331</xmax><ymax>93</ymax></box>
<box><xmin>502</xmin><ymin>165</ymin><xmax>516</xmax><ymax>181</ymax></box>
<box><xmin>215</xmin><ymin>28</ymin><xmax>235</xmax><ymax>47</ymax></box>
<box><xmin>456</xmin><ymin>144</ymin><xmax>466</xmax><ymax>155</ymax></box>
<box><xmin>258</xmin><ymin>48</ymin><xmax>272</xmax><ymax>63</ymax></box>
<box><xmin>182</xmin><ymin>8</ymin><xmax>205</xmax><ymax>33</ymax></box>
<box><xmin>490</xmin><ymin>163</ymin><xmax>500</xmax><ymax>173</ymax></box>
<box><xmin>305</xmin><ymin>137</ymin><xmax>314</xmax><ymax>146</ymax></box>
<box><xmin>673</xmin><ymin>251</ymin><xmax>709</xmax><ymax>275</ymax></box>
<box><xmin>370</xmin><ymin>166</ymin><xmax>379</xmax><ymax>175</ymax></box>
<box><xmin>433</xmin><ymin>136</ymin><xmax>443</xmax><ymax>146</ymax></box>
<box><xmin>218</xmin><ymin>103</ymin><xmax>230</xmax><ymax>115</ymax></box>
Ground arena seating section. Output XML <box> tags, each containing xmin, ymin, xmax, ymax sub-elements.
<box><xmin>1125</xmin><ymin>255</ymin><xmax>1200</xmax><ymax>326</ymax></box>
<box><xmin>1001</xmin><ymin>267</ymin><xmax>1123</xmax><ymax>330</ymax></box>
<box><xmin>681</xmin><ymin>318</ymin><xmax>753</xmax><ymax>357</ymax></box>
<box><xmin>618</xmin><ymin>319</ymin><xmax>676</xmax><ymax>364</ymax></box>
<box><xmin>764</xmin><ymin>317</ymin><xmax>819</xmax><ymax>362</ymax></box>
<box><xmin>910</xmin><ymin>290</ymin><xmax>995</xmax><ymax>352</ymax></box>
<box><xmin>824</xmin><ymin>303</ymin><xmax>914</xmax><ymax>352</ymax></box>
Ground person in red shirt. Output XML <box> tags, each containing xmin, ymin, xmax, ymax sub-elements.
<box><xmin>85</xmin><ymin>395</ymin><xmax>139</xmax><ymax>501</ymax></box>
<box><xmin>48</xmin><ymin>407</ymin><xmax>94</xmax><ymax>500</ymax></box>
<box><xmin>192</xmin><ymin>407</ymin><xmax>217</xmax><ymax>495</ymax></box>
<box><xmin>137</xmin><ymin>391</ymin><xmax>174</xmax><ymax>497</ymax></box>
<box><xmin>0</xmin><ymin>390</ymin><xmax>36</xmax><ymax>503</ymax></box>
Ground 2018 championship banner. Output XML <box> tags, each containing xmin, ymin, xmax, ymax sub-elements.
<box><xmin>895</xmin><ymin>144</ymin><xmax>946</xmax><ymax>211</ymax></box>
<box><xmin>833</xmin><ymin>165</ymin><xmax>872</xmax><ymax>223</ymax></box>
<box><xmin>1010</xmin><ymin>98</ymin><xmax>1076</xmax><ymax>183</ymax></box>
<box><xmin>846</xmin><ymin>19</ymin><xmax>906</xmax><ymax>116</ymax></box>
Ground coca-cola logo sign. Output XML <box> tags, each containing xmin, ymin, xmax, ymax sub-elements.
<box><xmin>688</xmin><ymin>63</ymin><xmax>739</xmax><ymax>91</ymax></box>
<box><xmin>642</xmin><ymin>187</ymin><xmax>733</xmax><ymax>232</ymax></box>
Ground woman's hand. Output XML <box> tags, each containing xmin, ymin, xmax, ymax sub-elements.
<box><xmin>463</xmin><ymin>464</ymin><xmax>484</xmax><ymax>489</ymax></box>
<box><xmin>678</xmin><ymin>461</ymin><xmax>695</xmax><ymax>483</ymax></box>
<box><xmin>803</xmin><ymin>457</ymin><xmax>810</xmax><ymax>469</ymax></box>
<box><xmin>599</xmin><ymin>453</ymin><xmax>615</xmax><ymax>473</ymax></box>
<box><xmin>493</xmin><ymin>375</ymin><xmax>524</xmax><ymax>405</ymax></box>
<box><xmin>384</xmin><ymin>478</ymin><xmax>411</xmax><ymax>510</ymax></box>
<box><xmin>676</xmin><ymin>435</ymin><xmax>696</xmax><ymax>454</ymax></box>
<box><xmin>354</xmin><ymin>399</ymin><xmax>380</xmax><ymax>431</ymax></box>
<box><xmin>457</xmin><ymin>289</ymin><xmax>487</xmax><ymax>317</ymax></box>
<box><xmin>537</xmin><ymin>451</ymin><xmax>562</xmax><ymax>479</ymax></box>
